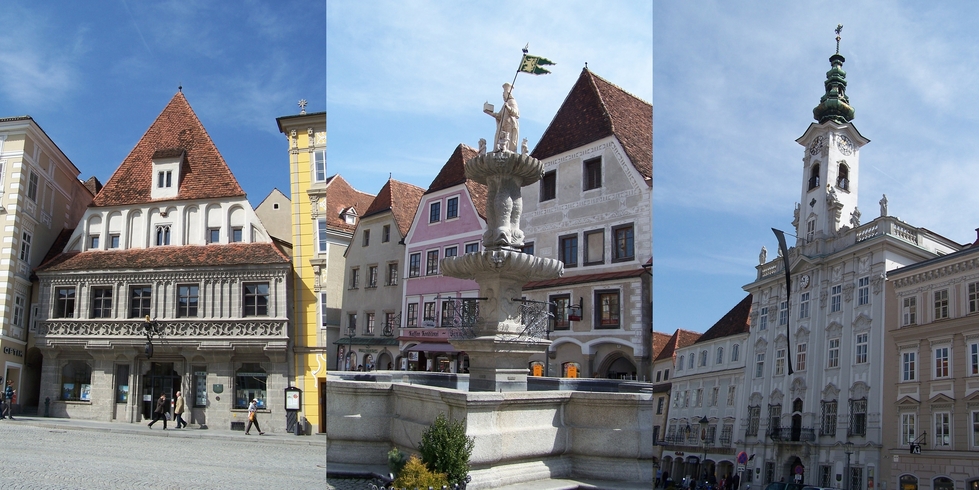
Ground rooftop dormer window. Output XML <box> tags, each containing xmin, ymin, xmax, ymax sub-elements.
<box><xmin>150</xmin><ymin>148</ymin><xmax>184</xmax><ymax>200</ymax></box>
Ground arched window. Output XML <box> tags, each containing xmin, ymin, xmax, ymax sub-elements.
<box><xmin>731</xmin><ymin>343</ymin><xmax>740</xmax><ymax>362</ymax></box>
<box><xmin>716</xmin><ymin>347</ymin><xmax>724</xmax><ymax>365</ymax></box>
<box><xmin>700</xmin><ymin>350</ymin><xmax>708</xmax><ymax>366</ymax></box>
<box><xmin>234</xmin><ymin>363</ymin><xmax>267</xmax><ymax>409</ymax></box>
<box><xmin>899</xmin><ymin>475</ymin><xmax>917</xmax><ymax>490</ymax></box>
<box><xmin>808</xmin><ymin>164</ymin><xmax>820</xmax><ymax>190</ymax></box>
<box><xmin>678</xmin><ymin>355</ymin><xmax>685</xmax><ymax>370</ymax></box>
<box><xmin>837</xmin><ymin>163</ymin><xmax>849</xmax><ymax>190</ymax></box>
<box><xmin>61</xmin><ymin>360</ymin><xmax>92</xmax><ymax>401</ymax></box>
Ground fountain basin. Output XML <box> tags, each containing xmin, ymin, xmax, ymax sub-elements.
<box><xmin>465</xmin><ymin>151</ymin><xmax>543</xmax><ymax>186</ymax></box>
<box><xmin>441</xmin><ymin>249</ymin><xmax>563</xmax><ymax>282</ymax></box>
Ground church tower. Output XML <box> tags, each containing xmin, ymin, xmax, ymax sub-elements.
<box><xmin>794</xmin><ymin>27</ymin><xmax>869</xmax><ymax>245</ymax></box>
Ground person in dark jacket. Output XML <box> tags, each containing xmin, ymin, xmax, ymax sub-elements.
<box><xmin>2</xmin><ymin>381</ymin><xmax>13</xmax><ymax>420</ymax></box>
<box><xmin>147</xmin><ymin>393</ymin><xmax>168</xmax><ymax>430</ymax></box>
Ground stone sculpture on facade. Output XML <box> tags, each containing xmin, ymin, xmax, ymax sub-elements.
<box><xmin>484</xmin><ymin>83</ymin><xmax>520</xmax><ymax>153</ymax></box>
<box><xmin>879</xmin><ymin>194</ymin><xmax>888</xmax><ymax>217</ymax></box>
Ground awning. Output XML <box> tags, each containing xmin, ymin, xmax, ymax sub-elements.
<box><xmin>406</xmin><ymin>342</ymin><xmax>461</xmax><ymax>353</ymax></box>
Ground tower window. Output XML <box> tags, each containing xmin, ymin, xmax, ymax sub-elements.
<box><xmin>808</xmin><ymin>164</ymin><xmax>820</xmax><ymax>190</ymax></box>
<box><xmin>837</xmin><ymin>163</ymin><xmax>849</xmax><ymax>190</ymax></box>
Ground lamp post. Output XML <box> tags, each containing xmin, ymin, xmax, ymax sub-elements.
<box><xmin>345</xmin><ymin>324</ymin><xmax>355</xmax><ymax>371</ymax></box>
<box><xmin>843</xmin><ymin>441</ymin><xmax>853</xmax><ymax>490</ymax></box>
<box><xmin>699</xmin><ymin>415</ymin><xmax>710</xmax><ymax>484</ymax></box>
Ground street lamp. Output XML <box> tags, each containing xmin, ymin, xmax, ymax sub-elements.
<box><xmin>699</xmin><ymin>415</ymin><xmax>710</xmax><ymax>483</ymax></box>
<box><xmin>842</xmin><ymin>441</ymin><xmax>853</xmax><ymax>490</ymax></box>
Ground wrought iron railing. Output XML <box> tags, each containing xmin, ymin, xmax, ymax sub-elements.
<box><xmin>768</xmin><ymin>425</ymin><xmax>816</xmax><ymax>442</ymax></box>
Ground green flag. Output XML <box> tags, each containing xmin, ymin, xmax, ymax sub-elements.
<box><xmin>518</xmin><ymin>54</ymin><xmax>555</xmax><ymax>75</ymax></box>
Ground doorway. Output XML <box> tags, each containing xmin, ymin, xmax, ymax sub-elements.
<box><xmin>141</xmin><ymin>362</ymin><xmax>180</xmax><ymax>420</ymax></box>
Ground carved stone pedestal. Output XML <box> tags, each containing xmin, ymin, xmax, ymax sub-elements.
<box><xmin>451</xmin><ymin>337</ymin><xmax>548</xmax><ymax>392</ymax></box>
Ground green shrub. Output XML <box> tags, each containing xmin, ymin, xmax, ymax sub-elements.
<box><xmin>392</xmin><ymin>455</ymin><xmax>449</xmax><ymax>489</ymax></box>
<box><xmin>388</xmin><ymin>447</ymin><xmax>408</xmax><ymax>478</ymax></box>
<box><xmin>418</xmin><ymin>412</ymin><xmax>475</xmax><ymax>486</ymax></box>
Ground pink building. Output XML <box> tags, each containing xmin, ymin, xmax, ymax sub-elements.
<box><xmin>400</xmin><ymin>144</ymin><xmax>486</xmax><ymax>372</ymax></box>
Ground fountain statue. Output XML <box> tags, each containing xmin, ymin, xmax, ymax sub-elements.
<box><xmin>440</xmin><ymin>86</ymin><xmax>564</xmax><ymax>392</ymax></box>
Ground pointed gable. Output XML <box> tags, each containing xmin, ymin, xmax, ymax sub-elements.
<box><xmin>696</xmin><ymin>294</ymin><xmax>753</xmax><ymax>343</ymax></box>
<box><xmin>93</xmin><ymin>92</ymin><xmax>245</xmax><ymax>207</ymax></box>
<box><xmin>325</xmin><ymin>174</ymin><xmax>374</xmax><ymax>234</ymax></box>
<box><xmin>425</xmin><ymin>144</ymin><xmax>487</xmax><ymax>220</ymax></box>
<box><xmin>532</xmin><ymin>68</ymin><xmax>652</xmax><ymax>181</ymax></box>
<box><xmin>363</xmin><ymin>179</ymin><xmax>425</xmax><ymax>238</ymax></box>
<box><xmin>654</xmin><ymin>328</ymin><xmax>702</xmax><ymax>362</ymax></box>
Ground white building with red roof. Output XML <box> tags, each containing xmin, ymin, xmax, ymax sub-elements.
<box><xmin>31</xmin><ymin>92</ymin><xmax>293</xmax><ymax>431</ymax></box>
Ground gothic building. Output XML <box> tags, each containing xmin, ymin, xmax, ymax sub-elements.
<box><xmin>31</xmin><ymin>92</ymin><xmax>292</xmax><ymax>431</ymax></box>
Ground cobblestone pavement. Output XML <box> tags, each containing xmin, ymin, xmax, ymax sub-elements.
<box><xmin>0</xmin><ymin>419</ymin><xmax>326</xmax><ymax>489</ymax></box>
<box><xmin>326</xmin><ymin>476</ymin><xmax>377</xmax><ymax>489</ymax></box>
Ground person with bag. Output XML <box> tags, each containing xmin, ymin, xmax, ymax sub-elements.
<box><xmin>147</xmin><ymin>393</ymin><xmax>168</xmax><ymax>430</ymax></box>
<box><xmin>244</xmin><ymin>398</ymin><xmax>264</xmax><ymax>435</ymax></box>
<box><xmin>3</xmin><ymin>381</ymin><xmax>14</xmax><ymax>420</ymax></box>
<box><xmin>173</xmin><ymin>391</ymin><xmax>187</xmax><ymax>429</ymax></box>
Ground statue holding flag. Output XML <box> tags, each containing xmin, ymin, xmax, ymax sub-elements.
<box><xmin>483</xmin><ymin>46</ymin><xmax>554</xmax><ymax>153</ymax></box>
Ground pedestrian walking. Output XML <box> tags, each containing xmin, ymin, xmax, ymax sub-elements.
<box><xmin>3</xmin><ymin>381</ymin><xmax>14</xmax><ymax>420</ymax></box>
<box><xmin>147</xmin><ymin>393</ymin><xmax>169</xmax><ymax>430</ymax></box>
<box><xmin>244</xmin><ymin>398</ymin><xmax>264</xmax><ymax>435</ymax></box>
<box><xmin>173</xmin><ymin>391</ymin><xmax>187</xmax><ymax>429</ymax></box>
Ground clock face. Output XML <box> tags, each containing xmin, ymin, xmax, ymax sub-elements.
<box><xmin>800</xmin><ymin>274</ymin><xmax>810</xmax><ymax>289</ymax></box>
<box><xmin>836</xmin><ymin>134</ymin><xmax>854</xmax><ymax>156</ymax></box>
<box><xmin>808</xmin><ymin>136</ymin><xmax>824</xmax><ymax>156</ymax></box>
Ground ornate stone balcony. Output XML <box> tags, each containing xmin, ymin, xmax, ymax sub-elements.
<box><xmin>767</xmin><ymin>425</ymin><xmax>816</xmax><ymax>443</ymax></box>
<box><xmin>36</xmin><ymin>319</ymin><xmax>287</xmax><ymax>338</ymax></box>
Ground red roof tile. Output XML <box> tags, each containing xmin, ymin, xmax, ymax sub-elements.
<box><xmin>653</xmin><ymin>328</ymin><xmax>702</xmax><ymax>362</ymax></box>
<box><xmin>425</xmin><ymin>144</ymin><xmax>487</xmax><ymax>220</ymax></box>
<box><xmin>363</xmin><ymin>178</ymin><xmax>425</xmax><ymax>238</ymax></box>
<box><xmin>325</xmin><ymin>174</ymin><xmax>375</xmax><ymax>234</ymax></box>
<box><xmin>36</xmin><ymin>243</ymin><xmax>290</xmax><ymax>273</ymax></box>
<box><xmin>652</xmin><ymin>331</ymin><xmax>673</xmax><ymax>360</ymax></box>
<box><xmin>532</xmin><ymin>68</ymin><xmax>652</xmax><ymax>182</ymax></box>
<box><xmin>696</xmin><ymin>294</ymin><xmax>752</xmax><ymax>343</ymax></box>
<box><xmin>93</xmin><ymin>92</ymin><xmax>245</xmax><ymax>207</ymax></box>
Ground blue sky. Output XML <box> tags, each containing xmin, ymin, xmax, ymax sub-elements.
<box><xmin>655</xmin><ymin>2</ymin><xmax>979</xmax><ymax>332</ymax></box>
<box><xmin>326</xmin><ymin>0</ymin><xmax>653</xmax><ymax>195</ymax></box>
<box><xmin>0</xmin><ymin>1</ymin><xmax>325</xmax><ymax>208</ymax></box>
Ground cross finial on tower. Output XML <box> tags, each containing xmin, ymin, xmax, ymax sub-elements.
<box><xmin>835</xmin><ymin>24</ymin><xmax>843</xmax><ymax>54</ymax></box>
<box><xmin>298</xmin><ymin>99</ymin><xmax>308</xmax><ymax>115</ymax></box>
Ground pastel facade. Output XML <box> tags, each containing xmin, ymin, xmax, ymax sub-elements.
<box><xmin>33</xmin><ymin>93</ymin><xmax>292</xmax><ymax>432</ymax></box>
<box><xmin>882</xmin><ymin>245</ymin><xmax>979</xmax><ymax>490</ymax></box>
<box><xmin>0</xmin><ymin>116</ymin><xmax>93</xmax><ymax>412</ymax></box>
<box><xmin>339</xmin><ymin>178</ymin><xmax>423</xmax><ymax>371</ymax></box>
<box><xmin>520</xmin><ymin>68</ymin><xmax>653</xmax><ymax>380</ymax></box>
<box><xmin>400</xmin><ymin>144</ymin><xmax>485</xmax><ymax>372</ymax></box>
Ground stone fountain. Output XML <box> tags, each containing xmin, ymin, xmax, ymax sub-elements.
<box><xmin>441</xmin><ymin>94</ymin><xmax>564</xmax><ymax>392</ymax></box>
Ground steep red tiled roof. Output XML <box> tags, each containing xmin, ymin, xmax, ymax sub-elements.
<box><xmin>653</xmin><ymin>328</ymin><xmax>702</xmax><ymax>362</ymax></box>
<box><xmin>523</xmin><ymin>267</ymin><xmax>645</xmax><ymax>290</ymax></box>
<box><xmin>93</xmin><ymin>92</ymin><xmax>245</xmax><ymax>207</ymax></box>
<box><xmin>36</xmin><ymin>243</ymin><xmax>289</xmax><ymax>273</ymax></box>
<box><xmin>363</xmin><ymin>179</ymin><xmax>425</xmax><ymax>238</ymax></box>
<box><xmin>696</xmin><ymin>294</ymin><xmax>752</xmax><ymax>343</ymax></box>
<box><xmin>325</xmin><ymin>174</ymin><xmax>375</xmax><ymax>234</ymax></box>
<box><xmin>532</xmin><ymin>68</ymin><xmax>652</xmax><ymax>182</ymax></box>
<box><xmin>652</xmin><ymin>331</ymin><xmax>673</xmax><ymax>360</ymax></box>
<box><xmin>425</xmin><ymin>144</ymin><xmax>487</xmax><ymax>220</ymax></box>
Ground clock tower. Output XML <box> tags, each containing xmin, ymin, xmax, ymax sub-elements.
<box><xmin>794</xmin><ymin>28</ymin><xmax>869</xmax><ymax>246</ymax></box>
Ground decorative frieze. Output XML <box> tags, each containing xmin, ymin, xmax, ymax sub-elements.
<box><xmin>37</xmin><ymin>319</ymin><xmax>287</xmax><ymax>338</ymax></box>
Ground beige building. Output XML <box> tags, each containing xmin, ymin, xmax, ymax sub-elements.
<box><xmin>883</xmin><ymin>242</ymin><xmax>979</xmax><ymax>490</ymax></box>
<box><xmin>521</xmin><ymin>68</ymin><xmax>653</xmax><ymax>380</ymax></box>
<box><xmin>0</xmin><ymin>116</ymin><xmax>94</xmax><ymax>413</ymax></box>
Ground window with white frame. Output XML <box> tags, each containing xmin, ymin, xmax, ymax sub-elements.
<box><xmin>365</xmin><ymin>313</ymin><xmax>375</xmax><ymax>335</ymax></box>
<box><xmin>820</xmin><ymin>400</ymin><xmax>837</xmax><ymax>436</ymax></box>
<box><xmin>848</xmin><ymin>399</ymin><xmax>867</xmax><ymax>436</ymax></box>
<box><xmin>828</xmin><ymin>338</ymin><xmax>840</xmax><ymax>368</ymax></box>
<box><xmin>855</xmin><ymin>333</ymin><xmax>868</xmax><ymax>364</ymax></box>
<box><xmin>313</xmin><ymin>150</ymin><xmax>326</xmax><ymax>182</ymax></box>
<box><xmin>700</xmin><ymin>350</ymin><xmax>708</xmax><ymax>367</ymax></box>
<box><xmin>426</xmin><ymin>250</ymin><xmax>439</xmax><ymax>275</ymax></box>
<box><xmin>387</xmin><ymin>263</ymin><xmax>398</xmax><ymax>286</ymax></box>
<box><xmin>727</xmin><ymin>386</ymin><xmax>736</xmax><ymax>406</ymax></box>
<box><xmin>778</xmin><ymin>300</ymin><xmax>788</xmax><ymax>326</ymax></box>
<box><xmin>775</xmin><ymin>349</ymin><xmax>785</xmax><ymax>375</ymax></box>
<box><xmin>806</xmin><ymin>219</ymin><xmax>815</xmax><ymax>242</ymax></box>
<box><xmin>677</xmin><ymin>355</ymin><xmax>684</xmax><ymax>371</ymax></box>
<box><xmin>972</xmin><ymin>411</ymin><xmax>979</xmax><ymax>448</ymax></box>
<box><xmin>27</xmin><ymin>171</ymin><xmax>38</xmax><ymax>202</ymax></box>
<box><xmin>934</xmin><ymin>289</ymin><xmax>949</xmax><ymax>320</ymax></box>
<box><xmin>970</xmin><ymin>282</ymin><xmax>979</xmax><ymax>313</ymax></box>
<box><xmin>858</xmin><ymin>276</ymin><xmax>870</xmax><ymax>306</ymax></box>
<box><xmin>831</xmin><ymin>285</ymin><xmax>842</xmax><ymax>312</ymax></box>
<box><xmin>935</xmin><ymin>412</ymin><xmax>951</xmax><ymax>447</ymax></box>
<box><xmin>901</xmin><ymin>413</ymin><xmax>916</xmax><ymax>445</ymax></box>
<box><xmin>688</xmin><ymin>353</ymin><xmax>694</xmax><ymax>369</ymax></box>
<box><xmin>902</xmin><ymin>351</ymin><xmax>916</xmax><ymax>381</ymax></box>
<box><xmin>317</xmin><ymin>218</ymin><xmax>328</xmax><ymax>252</ymax></box>
<box><xmin>796</xmin><ymin>343</ymin><xmax>807</xmax><ymax>371</ymax></box>
<box><xmin>20</xmin><ymin>231</ymin><xmax>31</xmax><ymax>262</ymax></box>
<box><xmin>429</xmin><ymin>202</ymin><xmax>440</xmax><ymax>223</ymax></box>
<box><xmin>406</xmin><ymin>303</ymin><xmax>418</xmax><ymax>327</ymax></box>
<box><xmin>155</xmin><ymin>225</ymin><xmax>171</xmax><ymax>246</ymax></box>
<box><xmin>903</xmin><ymin>296</ymin><xmax>917</xmax><ymax>326</ymax></box>
<box><xmin>747</xmin><ymin>406</ymin><xmax>760</xmax><ymax>436</ymax></box>
<box><xmin>971</xmin><ymin>343</ymin><xmax>979</xmax><ymax>375</ymax></box>
<box><xmin>694</xmin><ymin>388</ymin><xmax>703</xmax><ymax>407</ymax></box>
<box><xmin>12</xmin><ymin>294</ymin><xmax>25</xmax><ymax>331</ymax></box>
<box><xmin>716</xmin><ymin>347</ymin><xmax>724</xmax><ymax>365</ymax></box>
<box><xmin>731</xmin><ymin>343</ymin><xmax>740</xmax><ymax>362</ymax></box>
<box><xmin>759</xmin><ymin>307</ymin><xmax>768</xmax><ymax>330</ymax></box>
<box><xmin>935</xmin><ymin>346</ymin><xmax>950</xmax><ymax>378</ymax></box>
<box><xmin>464</xmin><ymin>242</ymin><xmax>479</xmax><ymax>254</ymax></box>
<box><xmin>408</xmin><ymin>253</ymin><xmax>420</xmax><ymax>278</ymax></box>
<box><xmin>710</xmin><ymin>386</ymin><xmax>719</xmax><ymax>407</ymax></box>
<box><xmin>446</xmin><ymin>196</ymin><xmax>459</xmax><ymax>219</ymax></box>
<box><xmin>755</xmin><ymin>353</ymin><xmax>765</xmax><ymax>378</ymax></box>
<box><xmin>800</xmin><ymin>292</ymin><xmax>810</xmax><ymax>319</ymax></box>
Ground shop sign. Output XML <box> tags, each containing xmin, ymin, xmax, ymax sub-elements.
<box><xmin>3</xmin><ymin>346</ymin><xmax>23</xmax><ymax>357</ymax></box>
<box><xmin>361</xmin><ymin>348</ymin><xmax>379</xmax><ymax>354</ymax></box>
<box><xmin>400</xmin><ymin>328</ymin><xmax>451</xmax><ymax>339</ymax></box>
